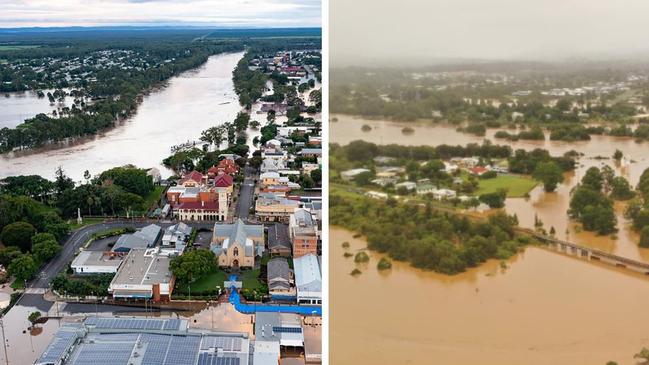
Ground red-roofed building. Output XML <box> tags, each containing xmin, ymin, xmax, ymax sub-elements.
<box><xmin>470</xmin><ymin>166</ymin><xmax>489</xmax><ymax>176</ymax></box>
<box><xmin>176</xmin><ymin>201</ymin><xmax>221</xmax><ymax>221</ymax></box>
<box><xmin>216</xmin><ymin>159</ymin><xmax>239</xmax><ymax>176</ymax></box>
<box><xmin>178</xmin><ymin>171</ymin><xmax>204</xmax><ymax>187</ymax></box>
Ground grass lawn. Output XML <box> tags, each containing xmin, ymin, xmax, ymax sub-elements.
<box><xmin>67</xmin><ymin>217</ymin><xmax>105</xmax><ymax>230</ymax></box>
<box><xmin>144</xmin><ymin>185</ymin><xmax>165</xmax><ymax>209</ymax></box>
<box><xmin>476</xmin><ymin>175</ymin><xmax>537</xmax><ymax>197</ymax></box>
<box><xmin>176</xmin><ymin>270</ymin><xmax>227</xmax><ymax>294</ymax></box>
<box><xmin>240</xmin><ymin>269</ymin><xmax>265</xmax><ymax>290</ymax></box>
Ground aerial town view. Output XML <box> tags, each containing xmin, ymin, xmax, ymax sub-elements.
<box><xmin>0</xmin><ymin>2</ymin><xmax>322</xmax><ymax>364</ymax></box>
<box><xmin>330</xmin><ymin>0</ymin><xmax>649</xmax><ymax>365</ymax></box>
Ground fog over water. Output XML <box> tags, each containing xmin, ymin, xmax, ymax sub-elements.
<box><xmin>331</xmin><ymin>0</ymin><xmax>649</xmax><ymax>66</ymax></box>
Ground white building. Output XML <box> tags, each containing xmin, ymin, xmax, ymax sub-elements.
<box><xmin>70</xmin><ymin>251</ymin><xmax>123</xmax><ymax>275</ymax></box>
<box><xmin>340</xmin><ymin>168</ymin><xmax>370</xmax><ymax>181</ymax></box>
<box><xmin>293</xmin><ymin>253</ymin><xmax>321</xmax><ymax>305</ymax></box>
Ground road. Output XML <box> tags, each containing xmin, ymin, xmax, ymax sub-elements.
<box><xmin>30</xmin><ymin>221</ymin><xmax>149</xmax><ymax>289</ymax></box>
<box><xmin>235</xmin><ymin>165</ymin><xmax>257</xmax><ymax>220</ymax></box>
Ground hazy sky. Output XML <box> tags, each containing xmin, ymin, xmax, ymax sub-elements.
<box><xmin>332</xmin><ymin>0</ymin><xmax>649</xmax><ymax>66</ymax></box>
<box><xmin>0</xmin><ymin>0</ymin><xmax>320</xmax><ymax>28</ymax></box>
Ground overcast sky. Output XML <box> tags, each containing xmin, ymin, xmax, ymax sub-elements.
<box><xmin>0</xmin><ymin>0</ymin><xmax>320</xmax><ymax>28</ymax></box>
<box><xmin>332</xmin><ymin>0</ymin><xmax>649</xmax><ymax>66</ymax></box>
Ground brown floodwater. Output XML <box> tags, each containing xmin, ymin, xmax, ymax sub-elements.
<box><xmin>0</xmin><ymin>52</ymin><xmax>244</xmax><ymax>182</ymax></box>
<box><xmin>330</xmin><ymin>227</ymin><xmax>649</xmax><ymax>365</ymax></box>
<box><xmin>330</xmin><ymin>114</ymin><xmax>649</xmax><ymax>262</ymax></box>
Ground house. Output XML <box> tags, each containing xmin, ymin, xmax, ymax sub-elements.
<box><xmin>340</xmin><ymin>168</ymin><xmax>370</xmax><ymax>181</ymax></box>
<box><xmin>108</xmin><ymin>248</ymin><xmax>174</xmax><ymax>302</ymax></box>
<box><xmin>267</xmin><ymin>257</ymin><xmax>294</xmax><ymax>296</ymax></box>
<box><xmin>261</xmin><ymin>158</ymin><xmax>287</xmax><ymax>173</ymax></box>
<box><xmin>289</xmin><ymin>208</ymin><xmax>319</xmax><ymax>257</ymax></box>
<box><xmin>366</xmin><ymin>191</ymin><xmax>388</xmax><ymax>199</ymax></box>
<box><xmin>299</xmin><ymin>148</ymin><xmax>322</xmax><ymax>158</ymax></box>
<box><xmin>371</xmin><ymin>177</ymin><xmax>397</xmax><ymax>187</ymax></box>
<box><xmin>71</xmin><ymin>251</ymin><xmax>122</xmax><ymax>275</ymax></box>
<box><xmin>211</xmin><ymin>219</ymin><xmax>264</xmax><ymax>268</ymax></box>
<box><xmin>162</xmin><ymin>222</ymin><xmax>192</xmax><ymax>246</ymax></box>
<box><xmin>267</xmin><ymin>223</ymin><xmax>292</xmax><ymax>256</ymax></box>
<box><xmin>470</xmin><ymin>166</ymin><xmax>489</xmax><ymax>176</ymax></box>
<box><xmin>395</xmin><ymin>181</ymin><xmax>417</xmax><ymax>191</ymax></box>
<box><xmin>208</xmin><ymin>159</ymin><xmax>239</xmax><ymax>177</ymax></box>
<box><xmin>178</xmin><ymin>170</ymin><xmax>204</xmax><ymax>187</ymax></box>
<box><xmin>255</xmin><ymin>193</ymin><xmax>300</xmax><ymax>222</ymax></box>
<box><xmin>112</xmin><ymin>224</ymin><xmax>162</xmax><ymax>253</ymax></box>
<box><xmin>293</xmin><ymin>253</ymin><xmax>321</xmax><ymax>305</ymax></box>
<box><xmin>444</xmin><ymin>161</ymin><xmax>459</xmax><ymax>173</ymax></box>
<box><xmin>416</xmin><ymin>184</ymin><xmax>435</xmax><ymax>195</ymax></box>
<box><xmin>432</xmin><ymin>188</ymin><xmax>457</xmax><ymax>200</ymax></box>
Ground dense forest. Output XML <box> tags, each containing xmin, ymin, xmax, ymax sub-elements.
<box><xmin>331</xmin><ymin>191</ymin><xmax>530</xmax><ymax>274</ymax></box>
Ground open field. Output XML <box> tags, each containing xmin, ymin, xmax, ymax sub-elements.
<box><xmin>0</xmin><ymin>45</ymin><xmax>39</xmax><ymax>51</ymax></box>
<box><xmin>476</xmin><ymin>174</ymin><xmax>538</xmax><ymax>197</ymax></box>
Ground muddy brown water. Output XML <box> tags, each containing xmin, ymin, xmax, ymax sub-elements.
<box><xmin>330</xmin><ymin>114</ymin><xmax>649</xmax><ymax>262</ymax></box>
<box><xmin>330</xmin><ymin>227</ymin><xmax>649</xmax><ymax>365</ymax></box>
<box><xmin>0</xmin><ymin>52</ymin><xmax>244</xmax><ymax>181</ymax></box>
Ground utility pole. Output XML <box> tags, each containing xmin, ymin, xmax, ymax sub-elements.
<box><xmin>0</xmin><ymin>318</ymin><xmax>8</xmax><ymax>365</ymax></box>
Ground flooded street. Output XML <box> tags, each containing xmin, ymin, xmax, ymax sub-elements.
<box><xmin>0</xmin><ymin>52</ymin><xmax>244</xmax><ymax>181</ymax></box>
<box><xmin>330</xmin><ymin>227</ymin><xmax>649</xmax><ymax>365</ymax></box>
<box><xmin>330</xmin><ymin>114</ymin><xmax>649</xmax><ymax>262</ymax></box>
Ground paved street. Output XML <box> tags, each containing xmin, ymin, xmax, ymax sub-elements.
<box><xmin>235</xmin><ymin>165</ymin><xmax>257</xmax><ymax>220</ymax></box>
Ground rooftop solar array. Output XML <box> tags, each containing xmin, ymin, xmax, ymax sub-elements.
<box><xmin>35</xmin><ymin>328</ymin><xmax>81</xmax><ymax>364</ymax></box>
<box><xmin>86</xmin><ymin>317</ymin><xmax>183</xmax><ymax>331</ymax></box>
<box><xmin>200</xmin><ymin>336</ymin><xmax>243</xmax><ymax>352</ymax></box>
<box><xmin>71</xmin><ymin>342</ymin><xmax>135</xmax><ymax>365</ymax></box>
<box><xmin>37</xmin><ymin>317</ymin><xmax>250</xmax><ymax>365</ymax></box>
<box><xmin>197</xmin><ymin>354</ymin><xmax>241</xmax><ymax>365</ymax></box>
<box><xmin>273</xmin><ymin>326</ymin><xmax>302</xmax><ymax>333</ymax></box>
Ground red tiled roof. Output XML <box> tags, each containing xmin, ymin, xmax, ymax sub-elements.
<box><xmin>470</xmin><ymin>166</ymin><xmax>488</xmax><ymax>174</ymax></box>
<box><xmin>177</xmin><ymin>201</ymin><xmax>219</xmax><ymax>210</ymax></box>
<box><xmin>214</xmin><ymin>173</ymin><xmax>234</xmax><ymax>187</ymax></box>
<box><xmin>208</xmin><ymin>166</ymin><xmax>219</xmax><ymax>174</ymax></box>
<box><xmin>180</xmin><ymin>171</ymin><xmax>204</xmax><ymax>184</ymax></box>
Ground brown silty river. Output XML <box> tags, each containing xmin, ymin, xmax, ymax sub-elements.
<box><xmin>330</xmin><ymin>114</ymin><xmax>649</xmax><ymax>263</ymax></box>
<box><xmin>330</xmin><ymin>227</ymin><xmax>649</xmax><ymax>365</ymax></box>
<box><xmin>0</xmin><ymin>52</ymin><xmax>244</xmax><ymax>182</ymax></box>
<box><xmin>330</xmin><ymin>115</ymin><xmax>649</xmax><ymax>364</ymax></box>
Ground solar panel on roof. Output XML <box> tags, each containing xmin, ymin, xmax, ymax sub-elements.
<box><xmin>197</xmin><ymin>353</ymin><xmax>241</xmax><ymax>365</ymax></box>
<box><xmin>272</xmin><ymin>326</ymin><xmax>302</xmax><ymax>333</ymax></box>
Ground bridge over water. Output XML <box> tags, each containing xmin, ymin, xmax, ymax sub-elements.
<box><xmin>516</xmin><ymin>228</ymin><xmax>649</xmax><ymax>275</ymax></box>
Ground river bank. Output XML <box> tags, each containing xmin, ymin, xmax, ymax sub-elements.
<box><xmin>0</xmin><ymin>52</ymin><xmax>245</xmax><ymax>181</ymax></box>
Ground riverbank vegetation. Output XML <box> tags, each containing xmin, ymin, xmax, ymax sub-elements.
<box><xmin>568</xmin><ymin>167</ymin><xmax>621</xmax><ymax>235</ymax></box>
<box><xmin>331</xmin><ymin>190</ymin><xmax>530</xmax><ymax>275</ymax></box>
<box><xmin>0</xmin><ymin>29</ymin><xmax>321</xmax><ymax>154</ymax></box>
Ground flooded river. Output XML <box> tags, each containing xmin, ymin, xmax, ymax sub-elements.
<box><xmin>330</xmin><ymin>227</ymin><xmax>649</xmax><ymax>365</ymax></box>
<box><xmin>0</xmin><ymin>52</ymin><xmax>244</xmax><ymax>181</ymax></box>
<box><xmin>330</xmin><ymin>114</ymin><xmax>649</xmax><ymax>262</ymax></box>
<box><xmin>0</xmin><ymin>89</ymin><xmax>77</xmax><ymax>129</ymax></box>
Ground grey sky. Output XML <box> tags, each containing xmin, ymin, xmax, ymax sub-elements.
<box><xmin>0</xmin><ymin>0</ymin><xmax>320</xmax><ymax>28</ymax></box>
<box><xmin>332</xmin><ymin>0</ymin><xmax>649</xmax><ymax>66</ymax></box>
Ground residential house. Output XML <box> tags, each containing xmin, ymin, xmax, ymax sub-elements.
<box><xmin>267</xmin><ymin>257</ymin><xmax>294</xmax><ymax>296</ymax></box>
<box><xmin>267</xmin><ymin>223</ymin><xmax>292</xmax><ymax>256</ymax></box>
<box><xmin>340</xmin><ymin>168</ymin><xmax>370</xmax><ymax>181</ymax></box>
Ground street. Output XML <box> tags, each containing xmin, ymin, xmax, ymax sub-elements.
<box><xmin>235</xmin><ymin>164</ymin><xmax>257</xmax><ymax>220</ymax></box>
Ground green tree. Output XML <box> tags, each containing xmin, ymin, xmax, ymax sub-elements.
<box><xmin>1</xmin><ymin>222</ymin><xmax>37</xmax><ymax>252</ymax></box>
<box><xmin>8</xmin><ymin>253</ymin><xmax>37</xmax><ymax>282</ymax></box>
<box><xmin>610</xmin><ymin>176</ymin><xmax>634</xmax><ymax>200</ymax></box>
<box><xmin>532</xmin><ymin>161</ymin><xmax>564</xmax><ymax>192</ymax></box>
<box><xmin>32</xmin><ymin>239</ymin><xmax>61</xmax><ymax>264</ymax></box>
<box><xmin>581</xmin><ymin>167</ymin><xmax>604</xmax><ymax>191</ymax></box>
<box><xmin>640</xmin><ymin>226</ymin><xmax>649</xmax><ymax>248</ymax></box>
<box><xmin>479</xmin><ymin>189</ymin><xmax>507</xmax><ymax>208</ymax></box>
<box><xmin>169</xmin><ymin>249</ymin><xmax>217</xmax><ymax>284</ymax></box>
<box><xmin>28</xmin><ymin>311</ymin><xmax>42</xmax><ymax>326</ymax></box>
<box><xmin>613</xmin><ymin>149</ymin><xmax>623</xmax><ymax>161</ymax></box>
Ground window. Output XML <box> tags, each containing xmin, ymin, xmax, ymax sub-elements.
<box><xmin>233</xmin><ymin>247</ymin><xmax>239</xmax><ymax>256</ymax></box>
